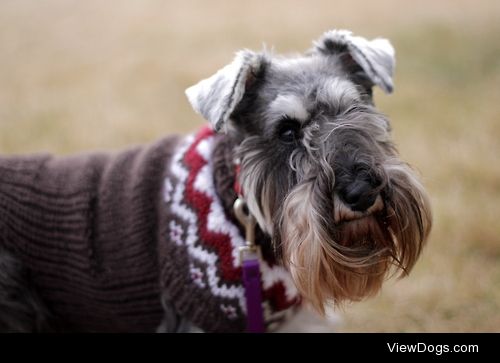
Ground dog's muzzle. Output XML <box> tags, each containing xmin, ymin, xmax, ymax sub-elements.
<box><xmin>333</xmin><ymin>161</ymin><xmax>386</xmax><ymax>223</ymax></box>
<box><xmin>333</xmin><ymin>194</ymin><xmax>384</xmax><ymax>224</ymax></box>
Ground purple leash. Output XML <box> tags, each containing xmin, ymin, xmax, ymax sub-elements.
<box><xmin>234</xmin><ymin>198</ymin><xmax>265</xmax><ymax>333</ymax></box>
<box><xmin>242</xmin><ymin>258</ymin><xmax>265</xmax><ymax>333</ymax></box>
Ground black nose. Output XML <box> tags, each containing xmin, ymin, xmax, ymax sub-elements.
<box><xmin>339</xmin><ymin>179</ymin><xmax>379</xmax><ymax>212</ymax></box>
<box><xmin>336</xmin><ymin>163</ymin><xmax>382</xmax><ymax>212</ymax></box>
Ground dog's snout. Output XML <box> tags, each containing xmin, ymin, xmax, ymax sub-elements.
<box><xmin>340</xmin><ymin>180</ymin><xmax>378</xmax><ymax>211</ymax></box>
<box><xmin>336</xmin><ymin>166</ymin><xmax>382</xmax><ymax>212</ymax></box>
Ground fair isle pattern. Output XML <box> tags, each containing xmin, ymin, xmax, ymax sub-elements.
<box><xmin>165</xmin><ymin>127</ymin><xmax>300</xmax><ymax>330</ymax></box>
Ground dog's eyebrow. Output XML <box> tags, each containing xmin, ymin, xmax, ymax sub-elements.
<box><xmin>317</xmin><ymin>78</ymin><xmax>360</xmax><ymax>109</ymax></box>
<box><xmin>267</xmin><ymin>94</ymin><xmax>309</xmax><ymax>122</ymax></box>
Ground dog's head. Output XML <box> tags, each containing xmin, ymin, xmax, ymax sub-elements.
<box><xmin>185</xmin><ymin>29</ymin><xmax>432</xmax><ymax>313</ymax></box>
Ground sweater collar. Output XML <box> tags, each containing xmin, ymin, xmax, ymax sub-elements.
<box><xmin>164</xmin><ymin>126</ymin><xmax>300</xmax><ymax>331</ymax></box>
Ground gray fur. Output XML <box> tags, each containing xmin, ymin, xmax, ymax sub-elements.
<box><xmin>0</xmin><ymin>248</ymin><xmax>56</xmax><ymax>332</ymax></box>
<box><xmin>187</xmin><ymin>28</ymin><xmax>431</xmax><ymax>312</ymax></box>
<box><xmin>185</xmin><ymin>50</ymin><xmax>265</xmax><ymax>132</ymax></box>
<box><xmin>313</xmin><ymin>29</ymin><xmax>395</xmax><ymax>93</ymax></box>
<box><xmin>156</xmin><ymin>291</ymin><xmax>196</xmax><ymax>333</ymax></box>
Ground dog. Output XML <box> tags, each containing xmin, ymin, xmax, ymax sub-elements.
<box><xmin>0</xmin><ymin>29</ymin><xmax>431</xmax><ymax>332</ymax></box>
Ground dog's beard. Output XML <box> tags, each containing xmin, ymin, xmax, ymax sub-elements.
<box><xmin>276</xmin><ymin>161</ymin><xmax>431</xmax><ymax>314</ymax></box>
<box><xmin>238</xmin><ymin>136</ymin><xmax>296</xmax><ymax>235</ymax></box>
<box><xmin>238</xmin><ymin>134</ymin><xmax>432</xmax><ymax>314</ymax></box>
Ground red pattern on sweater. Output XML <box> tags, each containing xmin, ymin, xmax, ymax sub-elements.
<box><xmin>184</xmin><ymin>127</ymin><xmax>241</xmax><ymax>281</ymax></box>
<box><xmin>182</xmin><ymin>127</ymin><xmax>299</xmax><ymax>313</ymax></box>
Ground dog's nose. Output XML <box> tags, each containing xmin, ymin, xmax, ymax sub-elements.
<box><xmin>338</xmin><ymin>178</ymin><xmax>380</xmax><ymax>212</ymax></box>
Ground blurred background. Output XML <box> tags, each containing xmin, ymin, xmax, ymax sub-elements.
<box><xmin>0</xmin><ymin>0</ymin><xmax>499</xmax><ymax>332</ymax></box>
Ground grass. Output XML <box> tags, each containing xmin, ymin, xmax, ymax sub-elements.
<box><xmin>0</xmin><ymin>0</ymin><xmax>499</xmax><ymax>332</ymax></box>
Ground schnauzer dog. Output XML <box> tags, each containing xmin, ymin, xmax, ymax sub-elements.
<box><xmin>0</xmin><ymin>29</ymin><xmax>431</xmax><ymax>332</ymax></box>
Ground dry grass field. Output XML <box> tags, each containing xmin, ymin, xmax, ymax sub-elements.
<box><xmin>0</xmin><ymin>0</ymin><xmax>499</xmax><ymax>332</ymax></box>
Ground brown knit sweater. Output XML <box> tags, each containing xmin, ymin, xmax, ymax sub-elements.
<box><xmin>0</xmin><ymin>136</ymin><xmax>179</xmax><ymax>332</ymax></box>
<box><xmin>0</xmin><ymin>128</ymin><xmax>300</xmax><ymax>332</ymax></box>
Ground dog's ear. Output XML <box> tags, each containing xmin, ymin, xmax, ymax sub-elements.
<box><xmin>185</xmin><ymin>50</ymin><xmax>264</xmax><ymax>133</ymax></box>
<box><xmin>313</xmin><ymin>29</ymin><xmax>395</xmax><ymax>94</ymax></box>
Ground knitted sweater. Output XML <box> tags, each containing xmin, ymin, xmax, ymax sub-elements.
<box><xmin>0</xmin><ymin>127</ymin><xmax>299</xmax><ymax>332</ymax></box>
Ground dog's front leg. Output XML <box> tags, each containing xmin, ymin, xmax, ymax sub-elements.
<box><xmin>156</xmin><ymin>291</ymin><xmax>201</xmax><ymax>333</ymax></box>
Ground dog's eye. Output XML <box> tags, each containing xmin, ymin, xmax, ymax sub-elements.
<box><xmin>277</xmin><ymin>118</ymin><xmax>301</xmax><ymax>144</ymax></box>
